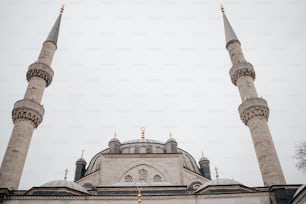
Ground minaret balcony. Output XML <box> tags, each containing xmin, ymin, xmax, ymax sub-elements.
<box><xmin>230</xmin><ymin>62</ymin><xmax>255</xmax><ymax>85</ymax></box>
<box><xmin>238</xmin><ymin>97</ymin><xmax>269</xmax><ymax>125</ymax></box>
<box><xmin>27</xmin><ymin>62</ymin><xmax>54</xmax><ymax>87</ymax></box>
<box><xmin>12</xmin><ymin>99</ymin><xmax>45</xmax><ymax>128</ymax></box>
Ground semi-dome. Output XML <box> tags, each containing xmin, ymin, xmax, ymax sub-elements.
<box><xmin>41</xmin><ymin>180</ymin><xmax>88</xmax><ymax>193</ymax></box>
<box><xmin>84</xmin><ymin>138</ymin><xmax>201</xmax><ymax>176</ymax></box>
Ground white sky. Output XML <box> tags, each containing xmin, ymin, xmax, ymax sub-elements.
<box><xmin>0</xmin><ymin>0</ymin><xmax>305</xmax><ymax>189</ymax></box>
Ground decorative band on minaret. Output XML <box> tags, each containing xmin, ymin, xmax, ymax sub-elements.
<box><xmin>221</xmin><ymin>6</ymin><xmax>286</xmax><ymax>186</ymax></box>
<box><xmin>0</xmin><ymin>7</ymin><xmax>63</xmax><ymax>190</ymax></box>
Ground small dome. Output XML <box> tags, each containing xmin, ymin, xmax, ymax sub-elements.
<box><xmin>166</xmin><ymin>137</ymin><xmax>177</xmax><ymax>143</ymax></box>
<box><xmin>206</xmin><ymin>178</ymin><xmax>240</xmax><ymax>185</ymax></box>
<box><xmin>199</xmin><ymin>156</ymin><xmax>209</xmax><ymax>162</ymax></box>
<box><xmin>76</xmin><ymin>157</ymin><xmax>86</xmax><ymax>163</ymax></box>
<box><xmin>197</xmin><ymin>178</ymin><xmax>241</xmax><ymax>191</ymax></box>
<box><xmin>109</xmin><ymin>137</ymin><xmax>120</xmax><ymax>143</ymax></box>
<box><xmin>41</xmin><ymin>180</ymin><xmax>88</xmax><ymax>193</ymax></box>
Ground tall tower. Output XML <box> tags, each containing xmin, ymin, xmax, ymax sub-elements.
<box><xmin>221</xmin><ymin>7</ymin><xmax>286</xmax><ymax>186</ymax></box>
<box><xmin>0</xmin><ymin>7</ymin><xmax>63</xmax><ymax>190</ymax></box>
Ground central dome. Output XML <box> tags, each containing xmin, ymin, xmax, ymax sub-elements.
<box><xmin>84</xmin><ymin>138</ymin><xmax>201</xmax><ymax>176</ymax></box>
<box><xmin>122</xmin><ymin>138</ymin><xmax>165</xmax><ymax>145</ymax></box>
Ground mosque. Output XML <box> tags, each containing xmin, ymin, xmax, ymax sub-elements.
<box><xmin>0</xmin><ymin>5</ymin><xmax>305</xmax><ymax>204</ymax></box>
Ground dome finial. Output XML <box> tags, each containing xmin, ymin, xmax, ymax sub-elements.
<box><xmin>137</xmin><ymin>186</ymin><xmax>142</xmax><ymax>204</ymax></box>
<box><xmin>220</xmin><ymin>4</ymin><xmax>224</xmax><ymax>13</ymax></box>
<box><xmin>114</xmin><ymin>131</ymin><xmax>117</xmax><ymax>138</ymax></box>
<box><xmin>202</xmin><ymin>150</ymin><xmax>204</xmax><ymax>157</ymax></box>
<box><xmin>81</xmin><ymin>149</ymin><xmax>85</xmax><ymax>158</ymax></box>
<box><xmin>215</xmin><ymin>167</ymin><xmax>219</xmax><ymax>179</ymax></box>
<box><xmin>169</xmin><ymin>131</ymin><xmax>172</xmax><ymax>138</ymax></box>
<box><xmin>64</xmin><ymin>168</ymin><xmax>68</xmax><ymax>180</ymax></box>
<box><xmin>141</xmin><ymin>127</ymin><xmax>145</xmax><ymax>139</ymax></box>
<box><xmin>45</xmin><ymin>6</ymin><xmax>63</xmax><ymax>46</ymax></box>
<box><xmin>60</xmin><ymin>4</ymin><xmax>64</xmax><ymax>14</ymax></box>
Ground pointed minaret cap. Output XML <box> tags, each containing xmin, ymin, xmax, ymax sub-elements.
<box><xmin>45</xmin><ymin>5</ymin><xmax>64</xmax><ymax>47</ymax></box>
<box><xmin>76</xmin><ymin>150</ymin><xmax>87</xmax><ymax>164</ymax></box>
<box><xmin>199</xmin><ymin>150</ymin><xmax>209</xmax><ymax>162</ymax></box>
<box><xmin>215</xmin><ymin>167</ymin><xmax>219</xmax><ymax>179</ymax></box>
<box><xmin>166</xmin><ymin>131</ymin><xmax>177</xmax><ymax>143</ymax></box>
<box><xmin>64</xmin><ymin>168</ymin><xmax>68</xmax><ymax>180</ymax></box>
<box><xmin>221</xmin><ymin>5</ymin><xmax>240</xmax><ymax>48</ymax></box>
<box><xmin>109</xmin><ymin>131</ymin><xmax>120</xmax><ymax>143</ymax></box>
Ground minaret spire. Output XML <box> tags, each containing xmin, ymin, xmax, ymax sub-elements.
<box><xmin>221</xmin><ymin>5</ymin><xmax>239</xmax><ymax>48</ymax></box>
<box><xmin>0</xmin><ymin>7</ymin><xmax>63</xmax><ymax>190</ymax></box>
<box><xmin>215</xmin><ymin>167</ymin><xmax>219</xmax><ymax>179</ymax></box>
<box><xmin>64</xmin><ymin>168</ymin><xmax>68</xmax><ymax>180</ymax></box>
<box><xmin>222</xmin><ymin>7</ymin><xmax>286</xmax><ymax>186</ymax></box>
<box><xmin>45</xmin><ymin>5</ymin><xmax>64</xmax><ymax>46</ymax></box>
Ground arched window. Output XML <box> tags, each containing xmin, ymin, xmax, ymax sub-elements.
<box><xmin>139</xmin><ymin>169</ymin><xmax>148</xmax><ymax>182</ymax></box>
<box><xmin>153</xmin><ymin>175</ymin><xmax>161</xmax><ymax>182</ymax></box>
<box><xmin>124</xmin><ymin>175</ymin><xmax>133</xmax><ymax>183</ymax></box>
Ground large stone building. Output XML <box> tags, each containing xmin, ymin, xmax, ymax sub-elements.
<box><xmin>0</xmin><ymin>5</ymin><xmax>305</xmax><ymax>204</ymax></box>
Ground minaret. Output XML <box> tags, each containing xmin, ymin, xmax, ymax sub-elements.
<box><xmin>221</xmin><ymin>6</ymin><xmax>286</xmax><ymax>186</ymax></box>
<box><xmin>0</xmin><ymin>7</ymin><xmax>63</xmax><ymax>190</ymax></box>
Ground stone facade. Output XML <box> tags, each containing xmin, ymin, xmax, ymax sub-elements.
<box><xmin>0</xmin><ymin>184</ymin><xmax>301</xmax><ymax>204</ymax></box>
<box><xmin>0</xmin><ymin>193</ymin><xmax>272</xmax><ymax>204</ymax></box>
<box><xmin>0</xmin><ymin>7</ymin><xmax>303</xmax><ymax>204</ymax></box>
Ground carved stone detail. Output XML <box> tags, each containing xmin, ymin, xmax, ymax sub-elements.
<box><xmin>12</xmin><ymin>99</ymin><xmax>45</xmax><ymax>128</ymax></box>
<box><xmin>230</xmin><ymin>62</ymin><xmax>255</xmax><ymax>85</ymax></box>
<box><xmin>238</xmin><ymin>97</ymin><xmax>269</xmax><ymax>125</ymax></box>
<box><xmin>26</xmin><ymin>62</ymin><xmax>54</xmax><ymax>87</ymax></box>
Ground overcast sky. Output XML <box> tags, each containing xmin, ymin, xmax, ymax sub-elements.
<box><xmin>0</xmin><ymin>0</ymin><xmax>305</xmax><ymax>189</ymax></box>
